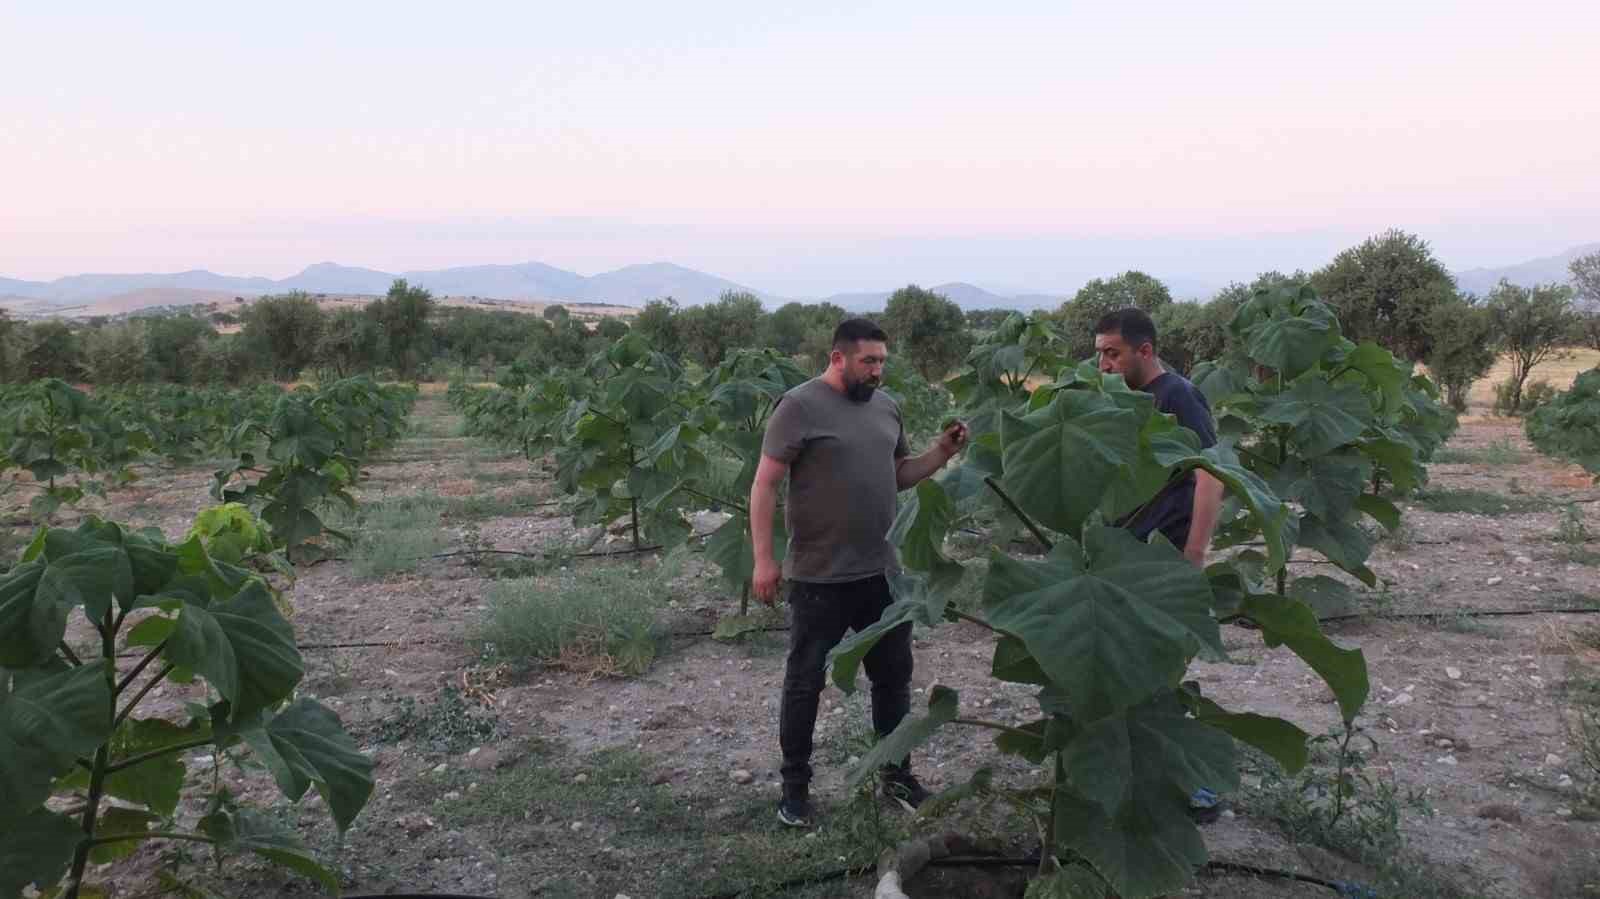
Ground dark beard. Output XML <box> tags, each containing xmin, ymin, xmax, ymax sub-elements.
<box><xmin>845</xmin><ymin>380</ymin><xmax>877</xmax><ymax>403</ymax></box>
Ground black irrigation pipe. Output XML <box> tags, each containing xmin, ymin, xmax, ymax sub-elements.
<box><xmin>1319</xmin><ymin>604</ymin><xmax>1600</xmax><ymax>624</ymax></box>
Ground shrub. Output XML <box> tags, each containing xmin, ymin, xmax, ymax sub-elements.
<box><xmin>480</xmin><ymin>564</ymin><xmax>664</xmax><ymax>677</ymax></box>
<box><xmin>1526</xmin><ymin>368</ymin><xmax>1600</xmax><ymax>479</ymax></box>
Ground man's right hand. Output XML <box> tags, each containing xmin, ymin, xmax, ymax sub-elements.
<box><xmin>753</xmin><ymin>557</ymin><xmax>782</xmax><ymax>605</ymax></box>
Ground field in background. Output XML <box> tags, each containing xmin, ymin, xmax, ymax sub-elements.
<box><xmin>1463</xmin><ymin>347</ymin><xmax>1600</xmax><ymax>414</ymax></box>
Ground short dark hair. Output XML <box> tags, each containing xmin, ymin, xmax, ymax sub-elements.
<box><xmin>1093</xmin><ymin>307</ymin><xmax>1157</xmax><ymax>350</ymax></box>
<box><xmin>832</xmin><ymin>317</ymin><xmax>889</xmax><ymax>351</ymax></box>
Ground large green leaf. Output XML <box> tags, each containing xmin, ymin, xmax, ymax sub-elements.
<box><xmin>848</xmin><ymin>686</ymin><xmax>958</xmax><ymax>788</ymax></box>
<box><xmin>1234</xmin><ymin>285</ymin><xmax>1341</xmax><ymax>380</ymax></box>
<box><xmin>1180</xmin><ymin>688</ymin><xmax>1310</xmax><ymax>773</ymax></box>
<box><xmin>161</xmin><ymin>581</ymin><xmax>302</xmax><ymax>722</ymax></box>
<box><xmin>829</xmin><ymin>567</ymin><xmax>961</xmax><ymax>693</ymax></box>
<box><xmin>1334</xmin><ymin>341</ymin><xmax>1410</xmax><ymax>415</ymax></box>
<box><xmin>1241</xmin><ymin>594</ymin><xmax>1369</xmax><ymax>723</ymax></box>
<box><xmin>87</xmin><ymin>806</ymin><xmax>164</xmax><ymax>863</ymax></box>
<box><xmin>886</xmin><ymin>479</ymin><xmax>955</xmax><ymax>572</ymax></box>
<box><xmin>0</xmin><ymin>561</ymin><xmax>57</xmax><ymax>667</ymax></box>
<box><xmin>0</xmin><ymin>808</ymin><xmax>80</xmax><ymax>899</ymax></box>
<box><xmin>1054</xmin><ymin>693</ymin><xmax>1236</xmax><ymax>898</ymax></box>
<box><xmin>52</xmin><ymin>717</ymin><xmax>199</xmax><ymax>818</ymax></box>
<box><xmin>203</xmin><ymin>806</ymin><xmax>339</xmax><ymax>892</ymax></box>
<box><xmin>999</xmin><ymin>390</ymin><xmax>1141</xmax><ymax>535</ymax></box>
<box><xmin>1354</xmin><ymin>436</ymin><xmax>1423</xmax><ymax>492</ymax></box>
<box><xmin>0</xmin><ymin>662</ymin><xmax>113</xmax><ymax>811</ymax></box>
<box><xmin>1269</xmin><ymin>451</ymin><xmax>1371</xmax><ymax>523</ymax></box>
<box><xmin>1297</xmin><ymin>513</ymin><xmax>1376</xmax><ymax>585</ymax></box>
<box><xmin>244</xmin><ymin>698</ymin><xmax>374</xmax><ymax>832</ymax></box>
<box><xmin>981</xmin><ymin>526</ymin><xmax>1221</xmax><ymax>723</ymax></box>
<box><xmin>1258</xmin><ymin>378</ymin><xmax>1373</xmax><ymax>458</ymax></box>
<box><xmin>1150</xmin><ymin>441</ymin><xmax>1292</xmax><ymax>574</ymax></box>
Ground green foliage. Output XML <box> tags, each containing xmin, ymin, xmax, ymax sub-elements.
<box><xmin>676</xmin><ymin>290</ymin><xmax>766</xmax><ymax>367</ymax></box>
<box><xmin>375</xmin><ymin>687</ymin><xmax>501</xmax><ymax>753</ymax></box>
<box><xmin>819</xmin><ymin>288</ymin><xmax>1393</xmax><ymax>897</ymax></box>
<box><xmin>241</xmin><ymin>293</ymin><xmax>325</xmax><ymax>381</ymax></box>
<box><xmin>882</xmin><ymin>284</ymin><xmax>972</xmax><ymax>380</ymax></box>
<box><xmin>0</xmin><ymin>516</ymin><xmax>372</xmax><ymax>899</ymax></box>
<box><xmin>1191</xmin><ymin>283</ymin><xmax>1456</xmax><ymax>577</ymax></box>
<box><xmin>1431</xmin><ymin>437</ymin><xmax>1525</xmax><ymax>465</ymax></box>
<box><xmin>211</xmin><ymin>377</ymin><xmax>416</xmax><ymax>561</ymax></box>
<box><xmin>365</xmin><ymin>279</ymin><xmax>436</xmax><ymax>379</ymax></box>
<box><xmin>1426</xmin><ymin>296</ymin><xmax>1498</xmax><ymax>411</ymax></box>
<box><xmin>1526</xmin><ymin>368</ymin><xmax>1600</xmax><ymax>480</ymax></box>
<box><xmin>0</xmin><ymin>379</ymin><xmax>151</xmax><ymax>520</ymax></box>
<box><xmin>1053</xmin><ymin>271</ymin><xmax>1173</xmax><ymax>359</ymax></box>
<box><xmin>480</xmin><ymin>564</ymin><xmax>664</xmax><ymax>676</ymax></box>
<box><xmin>1486</xmin><ymin>279</ymin><xmax>1579</xmax><ymax>413</ymax></box>
<box><xmin>1311</xmin><ymin>228</ymin><xmax>1458</xmax><ymax>362</ymax></box>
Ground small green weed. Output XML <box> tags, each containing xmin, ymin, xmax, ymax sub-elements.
<box><xmin>348</xmin><ymin>494</ymin><xmax>449</xmax><ymax>578</ymax></box>
<box><xmin>373</xmin><ymin>686</ymin><xmax>502</xmax><ymax>753</ymax></box>
<box><xmin>1238</xmin><ymin>729</ymin><xmax>1480</xmax><ymax>898</ymax></box>
<box><xmin>423</xmin><ymin>736</ymin><xmax>911</xmax><ymax>899</ymax></box>
<box><xmin>1428</xmin><ymin>612</ymin><xmax>1502</xmax><ymax>638</ymax></box>
<box><xmin>480</xmin><ymin>563</ymin><xmax>666</xmax><ymax>676</ymax></box>
<box><xmin>1432</xmin><ymin>438</ymin><xmax>1528</xmax><ymax>466</ymax></box>
<box><xmin>1411</xmin><ymin>488</ymin><xmax>1551</xmax><ymax>516</ymax></box>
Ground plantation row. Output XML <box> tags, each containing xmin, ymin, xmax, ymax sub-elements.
<box><xmin>1</xmin><ymin>375</ymin><xmax>418</xmax><ymax>898</ymax></box>
<box><xmin>449</xmin><ymin>284</ymin><xmax>1475</xmax><ymax>896</ymax></box>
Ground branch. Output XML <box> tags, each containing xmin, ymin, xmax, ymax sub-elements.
<box><xmin>84</xmin><ymin>830</ymin><xmax>215</xmax><ymax>848</ymax></box>
<box><xmin>953</xmin><ymin>717</ymin><xmax>1038</xmax><ymax>740</ymax></box>
<box><xmin>947</xmin><ymin>608</ymin><xmax>1000</xmax><ymax>633</ymax></box>
<box><xmin>115</xmin><ymin>641</ymin><xmax>168</xmax><ymax>695</ymax></box>
<box><xmin>105</xmin><ymin>736</ymin><xmax>214</xmax><ymax>775</ymax></box>
<box><xmin>113</xmin><ymin>663</ymin><xmax>174</xmax><ymax>730</ymax></box>
<box><xmin>982</xmin><ymin>476</ymin><xmax>1054</xmax><ymax>551</ymax></box>
<box><xmin>679</xmin><ymin>485</ymin><xmax>746</xmax><ymax>514</ymax></box>
<box><xmin>58</xmin><ymin>641</ymin><xmax>83</xmax><ymax>667</ymax></box>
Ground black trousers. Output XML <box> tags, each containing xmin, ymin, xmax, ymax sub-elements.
<box><xmin>779</xmin><ymin>574</ymin><xmax>914</xmax><ymax>789</ymax></box>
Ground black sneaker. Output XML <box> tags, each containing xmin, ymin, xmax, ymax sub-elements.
<box><xmin>882</xmin><ymin>770</ymin><xmax>932</xmax><ymax>810</ymax></box>
<box><xmin>777</xmin><ymin>787</ymin><xmax>813</xmax><ymax>828</ymax></box>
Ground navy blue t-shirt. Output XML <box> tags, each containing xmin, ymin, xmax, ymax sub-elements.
<box><xmin>1118</xmin><ymin>371</ymin><xmax>1217</xmax><ymax>549</ymax></box>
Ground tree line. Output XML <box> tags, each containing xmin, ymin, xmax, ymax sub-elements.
<box><xmin>4</xmin><ymin>234</ymin><xmax>1597</xmax><ymax>411</ymax></box>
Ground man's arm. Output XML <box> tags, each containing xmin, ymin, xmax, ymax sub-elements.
<box><xmin>750</xmin><ymin>453</ymin><xmax>789</xmax><ymax>604</ymax></box>
<box><xmin>1184</xmin><ymin>470</ymin><xmax>1224</xmax><ymax>566</ymax></box>
<box><xmin>894</xmin><ymin>421</ymin><xmax>968</xmax><ymax>490</ymax></box>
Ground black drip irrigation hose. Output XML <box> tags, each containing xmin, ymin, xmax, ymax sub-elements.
<box><xmin>1319</xmin><ymin>604</ymin><xmax>1600</xmax><ymax>624</ymax></box>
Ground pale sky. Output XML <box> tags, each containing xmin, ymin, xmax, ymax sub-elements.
<box><xmin>3</xmin><ymin>1</ymin><xmax>1597</xmax><ymax>295</ymax></box>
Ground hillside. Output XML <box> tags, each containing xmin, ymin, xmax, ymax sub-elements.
<box><xmin>1454</xmin><ymin>242</ymin><xmax>1598</xmax><ymax>296</ymax></box>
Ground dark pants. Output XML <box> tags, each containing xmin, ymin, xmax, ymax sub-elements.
<box><xmin>779</xmin><ymin>575</ymin><xmax>914</xmax><ymax>789</ymax></box>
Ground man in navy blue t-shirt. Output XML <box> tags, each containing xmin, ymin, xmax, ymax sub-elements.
<box><xmin>1092</xmin><ymin>308</ymin><xmax>1223</xmax><ymax>567</ymax></box>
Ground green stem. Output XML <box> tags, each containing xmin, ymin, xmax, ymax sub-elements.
<box><xmin>1275</xmin><ymin>428</ymin><xmax>1289</xmax><ymax>597</ymax></box>
<box><xmin>115</xmin><ymin>641</ymin><xmax>167</xmax><ymax>694</ymax></box>
<box><xmin>64</xmin><ymin>610</ymin><xmax>118</xmax><ymax>899</ymax></box>
<box><xmin>113</xmin><ymin>663</ymin><xmax>174</xmax><ymax>730</ymax></box>
<box><xmin>952</xmin><ymin>717</ymin><xmax>1037</xmax><ymax>739</ymax></box>
<box><xmin>947</xmin><ymin>608</ymin><xmax>1000</xmax><ymax>633</ymax></box>
<box><xmin>982</xmin><ymin>476</ymin><xmax>1054</xmax><ymax>551</ymax></box>
<box><xmin>58</xmin><ymin>641</ymin><xmax>83</xmax><ymax>667</ymax></box>
<box><xmin>680</xmin><ymin>485</ymin><xmax>747</xmax><ymax>514</ymax></box>
<box><xmin>84</xmin><ymin>830</ymin><xmax>216</xmax><ymax>848</ymax></box>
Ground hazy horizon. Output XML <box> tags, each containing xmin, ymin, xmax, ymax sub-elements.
<box><xmin>3</xmin><ymin>1</ymin><xmax>1597</xmax><ymax>295</ymax></box>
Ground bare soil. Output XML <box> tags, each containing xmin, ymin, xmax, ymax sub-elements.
<box><xmin>17</xmin><ymin>393</ymin><xmax>1600</xmax><ymax>899</ymax></box>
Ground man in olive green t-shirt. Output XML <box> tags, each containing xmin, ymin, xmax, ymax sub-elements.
<box><xmin>750</xmin><ymin>318</ymin><xmax>967</xmax><ymax>828</ymax></box>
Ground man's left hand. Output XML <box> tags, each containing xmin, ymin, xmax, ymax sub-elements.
<box><xmin>936</xmin><ymin>420</ymin><xmax>969</xmax><ymax>460</ymax></box>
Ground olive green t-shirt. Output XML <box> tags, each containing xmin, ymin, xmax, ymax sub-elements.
<box><xmin>760</xmin><ymin>377</ymin><xmax>910</xmax><ymax>582</ymax></box>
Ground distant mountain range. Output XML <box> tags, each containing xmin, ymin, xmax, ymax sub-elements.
<box><xmin>1453</xmin><ymin>242</ymin><xmax>1599</xmax><ymax>296</ymax></box>
<box><xmin>0</xmin><ymin>261</ymin><xmax>761</xmax><ymax>307</ymax></box>
<box><xmin>823</xmin><ymin>281</ymin><xmax>1064</xmax><ymax>311</ymax></box>
<box><xmin>2</xmin><ymin>242</ymin><xmax>1593</xmax><ymax>314</ymax></box>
